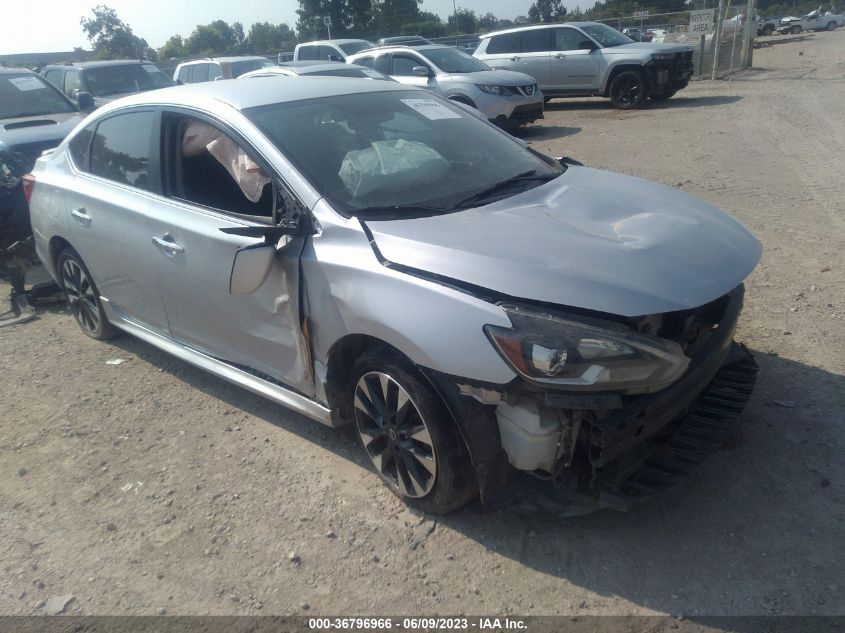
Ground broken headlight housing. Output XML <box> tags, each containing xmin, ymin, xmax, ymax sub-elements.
<box><xmin>484</xmin><ymin>304</ymin><xmax>690</xmax><ymax>394</ymax></box>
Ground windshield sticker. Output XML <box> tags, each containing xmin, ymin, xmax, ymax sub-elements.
<box><xmin>400</xmin><ymin>98</ymin><xmax>462</xmax><ymax>120</ymax></box>
<box><xmin>141</xmin><ymin>65</ymin><xmax>158</xmax><ymax>73</ymax></box>
<box><xmin>8</xmin><ymin>76</ymin><xmax>46</xmax><ymax>91</ymax></box>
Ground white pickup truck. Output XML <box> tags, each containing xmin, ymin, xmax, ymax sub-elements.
<box><xmin>779</xmin><ymin>10</ymin><xmax>844</xmax><ymax>33</ymax></box>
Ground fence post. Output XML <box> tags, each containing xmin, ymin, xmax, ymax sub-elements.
<box><xmin>711</xmin><ymin>0</ymin><xmax>725</xmax><ymax>79</ymax></box>
<box><xmin>699</xmin><ymin>33</ymin><xmax>706</xmax><ymax>76</ymax></box>
<box><xmin>742</xmin><ymin>0</ymin><xmax>757</xmax><ymax>68</ymax></box>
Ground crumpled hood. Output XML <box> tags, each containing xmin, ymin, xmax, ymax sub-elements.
<box><xmin>364</xmin><ymin>167</ymin><xmax>761</xmax><ymax>317</ymax></box>
<box><xmin>448</xmin><ymin>69</ymin><xmax>538</xmax><ymax>86</ymax></box>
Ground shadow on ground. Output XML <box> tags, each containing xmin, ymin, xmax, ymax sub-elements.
<box><xmin>98</xmin><ymin>326</ymin><xmax>844</xmax><ymax>619</ymax></box>
<box><xmin>545</xmin><ymin>95</ymin><xmax>743</xmax><ymax>111</ymax></box>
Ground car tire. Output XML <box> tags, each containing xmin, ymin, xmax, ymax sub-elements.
<box><xmin>762</xmin><ymin>25</ymin><xmax>774</xmax><ymax>36</ymax></box>
<box><xmin>350</xmin><ymin>349</ymin><xmax>477</xmax><ymax>514</ymax></box>
<box><xmin>57</xmin><ymin>247</ymin><xmax>119</xmax><ymax>341</ymax></box>
<box><xmin>827</xmin><ymin>21</ymin><xmax>837</xmax><ymax>30</ymax></box>
<box><xmin>790</xmin><ymin>24</ymin><xmax>803</xmax><ymax>34</ymax></box>
<box><xmin>609</xmin><ymin>70</ymin><xmax>648</xmax><ymax>109</ymax></box>
<box><xmin>650</xmin><ymin>90</ymin><xmax>677</xmax><ymax>101</ymax></box>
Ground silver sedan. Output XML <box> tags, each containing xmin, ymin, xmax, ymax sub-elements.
<box><xmin>28</xmin><ymin>78</ymin><xmax>760</xmax><ymax>514</ymax></box>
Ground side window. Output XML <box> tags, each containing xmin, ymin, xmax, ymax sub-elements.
<box><xmin>298</xmin><ymin>45</ymin><xmax>319</xmax><ymax>61</ymax></box>
<box><xmin>392</xmin><ymin>55</ymin><xmax>424</xmax><ymax>76</ymax></box>
<box><xmin>44</xmin><ymin>69</ymin><xmax>63</xmax><ymax>87</ymax></box>
<box><xmin>373</xmin><ymin>55</ymin><xmax>391</xmax><ymax>74</ymax></box>
<box><xmin>356</xmin><ymin>56</ymin><xmax>375</xmax><ymax>68</ymax></box>
<box><xmin>168</xmin><ymin>114</ymin><xmax>273</xmax><ymax>220</ymax></box>
<box><xmin>177</xmin><ymin>66</ymin><xmax>191</xmax><ymax>83</ymax></box>
<box><xmin>68</xmin><ymin>125</ymin><xmax>96</xmax><ymax>170</ymax></box>
<box><xmin>554</xmin><ymin>28</ymin><xmax>585</xmax><ymax>51</ymax></box>
<box><xmin>89</xmin><ymin>111</ymin><xmax>156</xmax><ymax>191</ymax></box>
<box><xmin>209</xmin><ymin>64</ymin><xmax>222</xmax><ymax>80</ymax></box>
<box><xmin>520</xmin><ymin>29</ymin><xmax>551</xmax><ymax>53</ymax></box>
<box><xmin>486</xmin><ymin>34</ymin><xmax>515</xmax><ymax>54</ymax></box>
<box><xmin>318</xmin><ymin>46</ymin><xmax>338</xmax><ymax>61</ymax></box>
<box><xmin>63</xmin><ymin>70</ymin><xmax>81</xmax><ymax>94</ymax></box>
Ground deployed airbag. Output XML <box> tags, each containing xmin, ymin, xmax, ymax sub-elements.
<box><xmin>338</xmin><ymin>139</ymin><xmax>449</xmax><ymax>198</ymax></box>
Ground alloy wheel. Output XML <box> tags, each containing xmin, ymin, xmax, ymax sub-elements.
<box><xmin>62</xmin><ymin>258</ymin><xmax>100</xmax><ymax>334</ymax></box>
<box><xmin>354</xmin><ymin>371</ymin><xmax>437</xmax><ymax>498</ymax></box>
<box><xmin>615</xmin><ymin>77</ymin><xmax>641</xmax><ymax>106</ymax></box>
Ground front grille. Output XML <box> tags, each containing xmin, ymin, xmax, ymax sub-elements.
<box><xmin>514</xmin><ymin>83</ymin><xmax>538</xmax><ymax>97</ymax></box>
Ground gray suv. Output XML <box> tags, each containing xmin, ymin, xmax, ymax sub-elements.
<box><xmin>474</xmin><ymin>22</ymin><xmax>694</xmax><ymax>108</ymax></box>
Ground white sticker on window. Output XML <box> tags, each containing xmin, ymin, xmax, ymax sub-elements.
<box><xmin>8</xmin><ymin>76</ymin><xmax>46</xmax><ymax>91</ymax></box>
<box><xmin>400</xmin><ymin>98</ymin><xmax>463</xmax><ymax>120</ymax></box>
<box><xmin>141</xmin><ymin>65</ymin><xmax>158</xmax><ymax>73</ymax></box>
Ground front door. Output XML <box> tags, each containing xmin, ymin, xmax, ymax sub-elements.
<box><xmin>150</xmin><ymin>111</ymin><xmax>313</xmax><ymax>395</ymax></box>
<box><xmin>389</xmin><ymin>53</ymin><xmax>437</xmax><ymax>91</ymax></box>
<box><xmin>548</xmin><ymin>27</ymin><xmax>601</xmax><ymax>92</ymax></box>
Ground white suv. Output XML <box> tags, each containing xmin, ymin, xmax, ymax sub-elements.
<box><xmin>346</xmin><ymin>45</ymin><xmax>544</xmax><ymax>128</ymax></box>
<box><xmin>173</xmin><ymin>56</ymin><xmax>276</xmax><ymax>84</ymax></box>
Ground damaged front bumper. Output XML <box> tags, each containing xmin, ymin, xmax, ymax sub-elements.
<box><xmin>646</xmin><ymin>51</ymin><xmax>695</xmax><ymax>96</ymax></box>
<box><xmin>424</xmin><ymin>286</ymin><xmax>759</xmax><ymax>514</ymax></box>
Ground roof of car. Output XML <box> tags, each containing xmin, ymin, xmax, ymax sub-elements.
<box><xmin>298</xmin><ymin>39</ymin><xmax>373</xmax><ymax>46</ymax></box>
<box><xmin>480</xmin><ymin>21</ymin><xmax>603</xmax><ymax>38</ymax></box>
<box><xmin>350</xmin><ymin>44</ymin><xmax>450</xmax><ymax>56</ymax></box>
<box><xmin>278</xmin><ymin>60</ymin><xmax>347</xmax><ymax>68</ymax></box>
<box><xmin>44</xmin><ymin>60</ymin><xmax>154</xmax><ymax>69</ymax></box>
<box><xmin>93</xmin><ymin>75</ymin><xmax>410</xmax><ymax>113</ymax></box>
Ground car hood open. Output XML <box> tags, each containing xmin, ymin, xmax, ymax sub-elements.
<box><xmin>363</xmin><ymin>166</ymin><xmax>761</xmax><ymax>317</ymax></box>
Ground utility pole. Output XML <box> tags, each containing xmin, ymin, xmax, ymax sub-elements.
<box><xmin>452</xmin><ymin>0</ymin><xmax>459</xmax><ymax>48</ymax></box>
<box><xmin>711</xmin><ymin>0</ymin><xmax>725</xmax><ymax>79</ymax></box>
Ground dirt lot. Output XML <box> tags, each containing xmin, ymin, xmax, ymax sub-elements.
<box><xmin>1</xmin><ymin>31</ymin><xmax>843</xmax><ymax>621</ymax></box>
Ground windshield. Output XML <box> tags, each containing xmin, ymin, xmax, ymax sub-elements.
<box><xmin>230</xmin><ymin>59</ymin><xmax>275</xmax><ymax>78</ymax></box>
<box><xmin>246</xmin><ymin>90</ymin><xmax>560</xmax><ymax>217</ymax></box>
<box><xmin>580</xmin><ymin>24</ymin><xmax>634</xmax><ymax>47</ymax></box>
<box><xmin>85</xmin><ymin>64</ymin><xmax>174</xmax><ymax>97</ymax></box>
<box><xmin>339</xmin><ymin>41</ymin><xmax>376</xmax><ymax>55</ymax></box>
<box><xmin>419</xmin><ymin>48</ymin><xmax>491</xmax><ymax>73</ymax></box>
<box><xmin>0</xmin><ymin>74</ymin><xmax>75</xmax><ymax>118</ymax></box>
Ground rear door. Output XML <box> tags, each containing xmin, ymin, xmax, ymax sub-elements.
<box><xmin>548</xmin><ymin>27</ymin><xmax>601</xmax><ymax>92</ymax></box>
<box><xmin>513</xmin><ymin>29</ymin><xmax>552</xmax><ymax>87</ymax></box>
<box><xmin>64</xmin><ymin>109</ymin><xmax>170</xmax><ymax>333</ymax></box>
<box><xmin>148</xmin><ymin>109</ymin><xmax>313</xmax><ymax>394</ymax></box>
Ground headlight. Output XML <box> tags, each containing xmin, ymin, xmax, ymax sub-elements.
<box><xmin>484</xmin><ymin>304</ymin><xmax>690</xmax><ymax>394</ymax></box>
<box><xmin>477</xmin><ymin>84</ymin><xmax>513</xmax><ymax>96</ymax></box>
<box><xmin>0</xmin><ymin>159</ymin><xmax>22</xmax><ymax>190</ymax></box>
<box><xmin>651</xmin><ymin>52</ymin><xmax>676</xmax><ymax>61</ymax></box>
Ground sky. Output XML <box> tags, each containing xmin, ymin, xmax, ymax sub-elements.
<box><xmin>0</xmin><ymin>0</ymin><xmax>575</xmax><ymax>55</ymax></box>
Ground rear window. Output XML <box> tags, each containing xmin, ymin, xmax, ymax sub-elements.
<box><xmin>230</xmin><ymin>59</ymin><xmax>274</xmax><ymax>78</ymax></box>
<box><xmin>520</xmin><ymin>29</ymin><xmax>551</xmax><ymax>53</ymax></box>
<box><xmin>85</xmin><ymin>64</ymin><xmax>173</xmax><ymax>97</ymax></box>
<box><xmin>298</xmin><ymin>45</ymin><xmax>320</xmax><ymax>61</ymax></box>
<box><xmin>89</xmin><ymin>111</ymin><xmax>156</xmax><ymax>190</ymax></box>
<box><xmin>486</xmin><ymin>33</ymin><xmax>516</xmax><ymax>54</ymax></box>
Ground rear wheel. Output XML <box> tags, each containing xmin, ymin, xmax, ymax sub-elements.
<box><xmin>762</xmin><ymin>24</ymin><xmax>775</xmax><ymax>36</ymax></box>
<box><xmin>827</xmin><ymin>21</ymin><xmax>837</xmax><ymax>30</ymax></box>
<box><xmin>350</xmin><ymin>350</ymin><xmax>476</xmax><ymax>514</ymax></box>
<box><xmin>57</xmin><ymin>248</ymin><xmax>118</xmax><ymax>340</ymax></box>
<box><xmin>609</xmin><ymin>70</ymin><xmax>647</xmax><ymax>109</ymax></box>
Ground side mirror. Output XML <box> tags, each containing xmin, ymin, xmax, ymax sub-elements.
<box><xmin>328</xmin><ymin>55</ymin><xmax>342</xmax><ymax>62</ymax></box>
<box><xmin>76</xmin><ymin>91</ymin><xmax>95</xmax><ymax>112</ymax></box>
<box><xmin>220</xmin><ymin>225</ymin><xmax>297</xmax><ymax>295</ymax></box>
<box><xmin>412</xmin><ymin>65</ymin><xmax>431</xmax><ymax>77</ymax></box>
<box><xmin>579</xmin><ymin>41</ymin><xmax>598</xmax><ymax>51</ymax></box>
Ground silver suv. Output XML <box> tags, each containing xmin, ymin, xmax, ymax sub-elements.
<box><xmin>347</xmin><ymin>45</ymin><xmax>544</xmax><ymax>127</ymax></box>
<box><xmin>474</xmin><ymin>22</ymin><xmax>694</xmax><ymax>108</ymax></box>
<box><xmin>173</xmin><ymin>56</ymin><xmax>276</xmax><ymax>84</ymax></box>
<box><xmin>27</xmin><ymin>77</ymin><xmax>759</xmax><ymax>514</ymax></box>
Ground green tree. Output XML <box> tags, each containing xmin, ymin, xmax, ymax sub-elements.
<box><xmin>528</xmin><ymin>0</ymin><xmax>567</xmax><ymax>23</ymax></box>
<box><xmin>296</xmin><ymin>0</ymin><xmax>374</xmax><ymax>39</ymax></box>
<box><xmin>80</xmin><ymin>5</ymin><xmax>153</xmax><ymax>59</ymax></box>
<box><xmin>159</xmin><ymin>35</ymin><xmax>185</xmax><ymax>59</ymax></box>
<box><xmin>447</xmin><ymin>8</ymin><xmax>478</xmax><ymax>33</ymax></box>
<box><xmin>183</xmin><ymin>20</ymin><xmax>241</xmax><ymax>56</ymax></box>
<box><xmin>247</xmin><ymin>22</ymin><xmax>299</xmax><ymax>54</ymax></box>
<box><xmin>372</xmin><ymin>0</ymin><xmax>422</xmax><ymax>35</ymax></box>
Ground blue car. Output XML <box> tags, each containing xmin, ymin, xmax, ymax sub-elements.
<box><xmin>1</xmin><ymin>68</ymin><xmax>84</xmax><ymax>237</ymax></box>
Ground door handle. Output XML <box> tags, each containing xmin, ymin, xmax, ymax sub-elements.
<box><xmin>555</xmin><ymin>54</ymin><xmax>566</xmax><ymax>59</ymax></box>
<box><xmin>152</xmin><ymin>235</ymin><xmax>185</xmax><ymax>254</ymax></box>
<box><xmin>508</xmin><ymin>56</ymin><xmax>520</xmax><ymax>61</ymax></box>
<box><xmin>70</xmin><ymin>207</ymin><xmax>91</xmax><ymax>225</ymax></box>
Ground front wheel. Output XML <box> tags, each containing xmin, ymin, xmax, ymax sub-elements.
<box><xmin>609</xmin><ymin>70</ymin><xmax>647</xmax><ymax>109</ymax></box>
<box><xmin>57</xmin><ymin>248</ymin><xmax>118</xmax><ymax>340</ymax></box>
<box><xmin>790</xmin><ymin>24</ymin><xmax>803</xmax><ymax>34</ymax></box>
<box><xmin>762</xmin><ymin>24</ymin><xmax>775</xmax><ymax>36</ymax></box>
<box><xmin>350</xmin><ymin>350</ymin><xmax>476</xmax><ymax>514</ymax></box>
<box><xmin>827</xmin><ymin>21</ymin><xmax>837</xmax><ymax>30</ymax></box>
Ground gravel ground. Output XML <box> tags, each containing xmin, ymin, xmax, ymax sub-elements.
<box><xmin>0</xmin><ymin>31</ymin><xmax>843</xmax><ymax>620</ymax></box>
